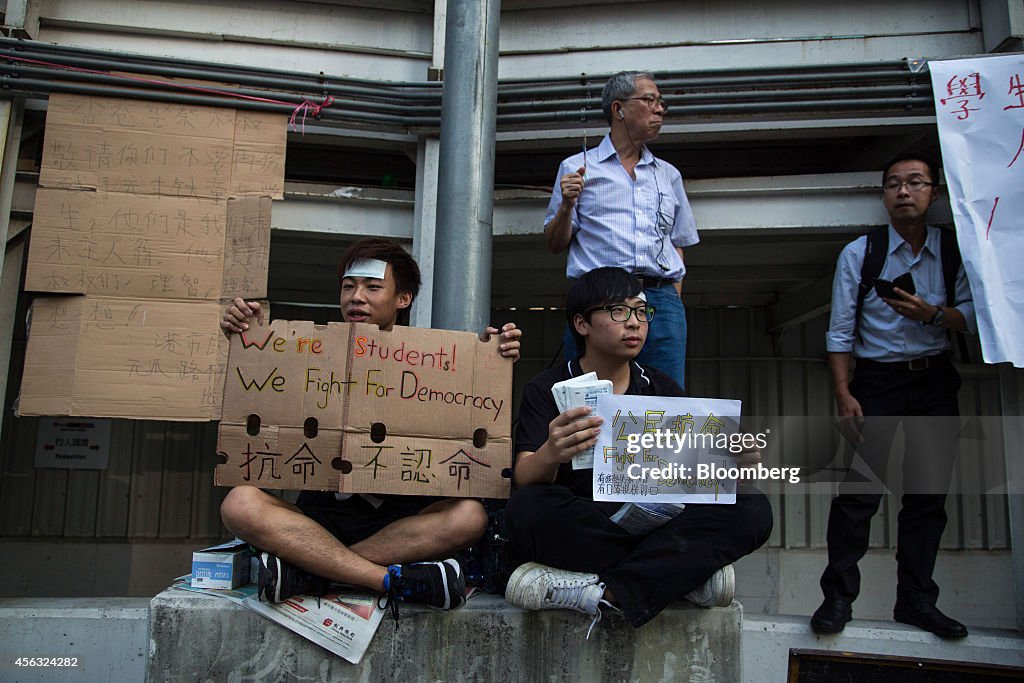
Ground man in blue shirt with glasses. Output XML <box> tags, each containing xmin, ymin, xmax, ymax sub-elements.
<box><xmin>544</xmin><ymin>71</ymin><xmax>699</xmax><ymax>389</ymax></box>
<box><xmin>812</xmin><ymin>154</ymin><xmax>975</xmax><ymax>639</ymax></box>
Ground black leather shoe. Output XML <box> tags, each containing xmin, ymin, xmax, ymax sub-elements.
<box><xmin>894</xmin><ymin>602</ymin><xmax>968</xmax><ymax>638</ymax></box>
<box><xmin>810</xmin><ymin>598</ymin><xmax>852</xmax><ymax>634</ymax></box>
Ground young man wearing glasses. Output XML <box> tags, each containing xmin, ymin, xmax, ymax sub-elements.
<box><xmin>543</xmin><ymin>71</ymin><xmax>699</xmax><ymax>389</ymax></box>
<box><xmin>812</xmin><ymin>155</ymin><xmax>975</xmax><ymax>638</ymax></box>
<box><xmin>503</xmin><ymin>267</ymin><xmax>772</xmax><ymax>634</ymax></box>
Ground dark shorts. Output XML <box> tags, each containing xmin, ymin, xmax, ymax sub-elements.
<box><xmin>296</xmin><ymin>492</ymin><xmax>444</xmax><ymax>546</ymax></box>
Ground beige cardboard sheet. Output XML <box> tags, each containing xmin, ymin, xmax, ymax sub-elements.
<box><xmin>216</xmin><ymin>321</ymin><xmax>513</xmax><ymax>498</ymax></box>
<box><xmin>19</xmin><ymin>93</ymin><xmax>284</xmax><ymax>421</ymax></box>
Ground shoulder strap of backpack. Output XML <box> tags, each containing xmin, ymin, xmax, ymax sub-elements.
<box><xmin>855</xmin><ymin>227</ymin><xmax>888</xmax><ymax>340</ymax></box>
<box><xmin>939</xmin><ymin>227</ymin><xmax>971</xmax><ymax>363</ymax></box>
<box><xmin>939</xmin><ymin>227</ymin><xmax>960</xmax><ymax>308</ymax></box>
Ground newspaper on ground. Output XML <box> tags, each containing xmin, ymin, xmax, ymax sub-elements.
<box><xmin>170</xmin><ymin>576</ymin><xmax>385</xmax><ymax>663</ymax></box>
<box><xmin>243</xmin><ymin>589</ymin><xmax>386</xmax><ymax>664</ymax></box>
<box><xmin>550</xmin><ymin>372</ymin><xmax>613</xmax><ymax>469</ymax></box>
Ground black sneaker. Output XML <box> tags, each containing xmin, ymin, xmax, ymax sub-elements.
<box><xmin>256</xmin><ymin>551</ymin><xmax>330</xmax><ymax>603</ymax></box>
<box><xmin>380</xmin><ymin>559</ymin><xmax>466</xmax><ymax>626</ymax></box>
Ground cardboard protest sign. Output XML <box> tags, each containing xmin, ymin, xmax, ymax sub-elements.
<box><xmin>19</xmin><ymin>296</ymin><xmax>227</xmax><ymax>420</ymax></box>
<box><xmin>216</xmin><ymin>321</ymin><xmax>513</xmax><ymax>498</ymax></box>
<box><xmin>19</xmin><ymin>93</ymin><xmax>284</xmax><ymax>420</ymax></box>
<box><xmin>592</xmin><ymin>395</ymin><xmax>742</xmax><ymax>504</ymax></box>
<box><xmin>25</xmin><ymin>191</ymin><xmax>269</xmax><ymax>300</ymax></box>
<box><xmin>37</xmin><ymin>94</ymin><xmax>284</xmax><ymax>200</ymax></box>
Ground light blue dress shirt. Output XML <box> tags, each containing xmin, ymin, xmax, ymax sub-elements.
<box><xmin>826</xmin><ymin>225</ymin><xmax>976</xmax><ymax>362</ymax></box>
<box><xmin>544</xmin><ymin>134</ymin><xmax>699</xmax><ymax>281</ymax></box>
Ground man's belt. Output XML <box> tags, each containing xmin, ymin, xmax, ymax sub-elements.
<box><xmin>567</xmin><ymin>274</ymin><xmax>677</xmax><ymax>289</ymax></box>
<box><xmin>633</xmin><ymin>275</ymin><xmax>676</xmax><ymax>289</ymax></box>
<box><xmin>855</xmin><ymin>351</ymin><xmax>952</xmax><ymax>372</ymax></box>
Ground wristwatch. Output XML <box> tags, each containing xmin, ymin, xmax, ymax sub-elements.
<box><xmin>927</xmin><ymin>307</ymin><xmax>945</xmax><ymax>327</ymax></box>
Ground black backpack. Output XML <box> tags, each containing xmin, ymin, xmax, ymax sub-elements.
<box><xmin>854</xmin><ymin>226</ymin><xmax>969</xmax><ymax>362</ymax></box>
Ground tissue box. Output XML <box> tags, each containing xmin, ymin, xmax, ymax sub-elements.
<box><xmin>191</xmin><ymin>539</ymin><xmax>252</xmax><ymax>589</ymax></box>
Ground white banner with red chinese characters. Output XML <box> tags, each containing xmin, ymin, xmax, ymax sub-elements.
<box><xmin>930</xmin><ymin>54</ymin><xmax>1024</xmax><ymax>367</ymax></box>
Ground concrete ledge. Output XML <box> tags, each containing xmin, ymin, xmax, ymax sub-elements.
<box><xmin>148</xmin><ymin>590</ymin><xmax>742</xmax><ymax>681</ymax></box>
<box><xmin>0</xmin><ymin>598</ymin><xmax>149</xmax><ymax>683</ymax></box>
<box><xmin>743</xmin><ymin>613</ymin><xmax>1024</xmax><ymax>683</ymax></box>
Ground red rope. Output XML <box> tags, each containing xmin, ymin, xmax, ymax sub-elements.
<box><xmin>289</xmin><ymin>94</ymin><xmax>335</xmax><ymax>133</ymax></box>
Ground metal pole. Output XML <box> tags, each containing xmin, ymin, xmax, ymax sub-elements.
<box><xmin>431</xmin><ymin>0</ymin><xmax>500</xmax><ymax>333</ymax></box>
<box><xmin>410</xmin><ymin>0</ymin><xmax>448</xmax><ymax>329</ymax></box>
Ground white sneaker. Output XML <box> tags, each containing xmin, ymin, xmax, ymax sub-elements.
<box><xmin>505</xmin><ymin>562</ymin><xmax>612</xmax><ymax>637</ymax></box>
<box><xmin>684</xmin><ymin>564</ymin><xmax>735</xmax><ymax>607</ymax></box>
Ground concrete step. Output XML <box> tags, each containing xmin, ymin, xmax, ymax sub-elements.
<box><xmin>0</xmin><ymin>597</ymin><xmax>149</xmax><ymax>683</ymax></box>
<box><xmin>148</xmin><ymin>590</ymin><xmax>742</xmax><ymax>681</ymax></box>
<box><xmin>5</xmin><ymin>593</ymin><xmax>1022</xmax><ymax>682</ymax></box>
<box><xmin>743</xmin><ymin>613</ymin><xmax>1024</xmax><ymax>683</ymax></box>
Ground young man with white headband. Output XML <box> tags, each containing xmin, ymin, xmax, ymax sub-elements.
<box><xmin>219</xmin><ymin>237</ymin><xmax>522</xmax><ymax>618</ymax></box>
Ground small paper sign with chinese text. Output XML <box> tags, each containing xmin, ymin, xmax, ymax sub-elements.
<box><xmin>592</xmin><ymin>395</ymin><xmax>741</xmax><ymax>504</ymax></box>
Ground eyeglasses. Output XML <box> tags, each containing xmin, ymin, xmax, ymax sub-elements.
<box><xmin>883</xmin><ymin>179</ymin><xmax>935</xmax><ymax>193</ymax></box>
<box><xmin>586</xmin><ymin>304</ymin><xmax>656</xmax><ymax>323</ymax></box>
<box><xmin>623</xmin><ymin>94</ymin><xmax>668</xmax><ymax>111</ymax></box>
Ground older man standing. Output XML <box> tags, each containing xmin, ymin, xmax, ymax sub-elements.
<box><xmin>543</xmin><ymin>71</ymin><xmax>699</xmax><ymax>389</ymax></box>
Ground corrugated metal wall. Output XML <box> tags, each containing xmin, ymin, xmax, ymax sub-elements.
<box><xmin>0</xmin><ymin>302</ymin><xmax>1007</xmax><ymax>550</ymax></box>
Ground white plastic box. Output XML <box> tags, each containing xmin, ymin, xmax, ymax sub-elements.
<box><xmin>191</xmin><ymin>539</ymin><xmax>252</xmax><ymax>589</ymax></box>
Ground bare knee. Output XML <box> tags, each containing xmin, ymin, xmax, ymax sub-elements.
<box><xmin>220</xmin><ymin>486</ymin><xmax>277</xmax><ymax>540</ymax></box>
<box><xmin>445</xmin><ymin>499</ymin><xmax>488</xmax><ymax>547</ymax></box>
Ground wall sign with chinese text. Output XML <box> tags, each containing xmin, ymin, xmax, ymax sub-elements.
<box><xmin>35</xmin><ymin>418</ymin><xmax>112</xmax><ymax>469</ymax></box>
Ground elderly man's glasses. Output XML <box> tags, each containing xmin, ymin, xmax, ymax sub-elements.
<box><xmin>586</xmin><ymin>304</ymin><xmax>656</xmax><ymax>323</ymax></box>
<box><xmin>623</xmin><ymin>94</ymin><xmax>668</xmax><ymax>111</ymax></box>
<box><xmin>883</xmin><ymin>179</ymin><xmax>935</xmax><ymax>193</ymax></box>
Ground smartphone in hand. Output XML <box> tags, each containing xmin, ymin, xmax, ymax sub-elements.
<box><xmin>874</xmin><ymin>272</ymin><xmax>916</xmax><ymax>298</ymax></box>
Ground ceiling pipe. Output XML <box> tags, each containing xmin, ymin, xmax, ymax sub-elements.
<box><xmin>1</xmin><ymin>38</ymin><xmax>935</xmax><ymax>134</ymax></box>
<box><xmin>0</xmin><ymin>36</ymin><xmax>442</xmax><ymax>91</ymax></box>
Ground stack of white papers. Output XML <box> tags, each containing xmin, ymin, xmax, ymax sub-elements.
<box><xmin>551</xmin><ymin>372</ymin><xmax>613</xmax><ymax>469</ymax></box>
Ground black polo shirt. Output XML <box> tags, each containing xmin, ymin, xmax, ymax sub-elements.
<box><xmin>515</xmin><ymin>359</ymin><xmax>684</xmax><ymax>499</ymax></box>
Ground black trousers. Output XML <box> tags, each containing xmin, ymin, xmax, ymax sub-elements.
<box><xmin>504</xmin><ymin>484</ymin><xmax>773</xmax><ymax>627</ymax></box>
<box><xmin>820</xmin><ymin>356</ymin><xmax>961</xmax><ymax>606</ymax></box>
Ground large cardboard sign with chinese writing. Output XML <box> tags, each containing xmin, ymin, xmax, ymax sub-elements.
<box><xmin>216</xmin><ymin>321</ymin><xmax>513</xmax><ymax>498</ymax></box>
<box><xmin>592</xmin><ymin>395</ymin><xmax>741</xmax><ymax>504</ymax></box>
<box><xmin>36</xmin><ymin>93</ymin><xmax>285</xmax><ymax>200</ymax></box>
<box><xmin>26</xmin><ymin>192</ymin><xmax>271</xmax><ymax>300</ymax></box>
<box><xmin>18</xmin><ymin>93</ymin><xmax>284</xmax><ymax>420</ymax></box>
<box><xmin>929</xmin><ymin>54</ymin><xmax>1024</xmax><ymax>367</ymax></box>
<box><xmin>20</xmin><ymin>296</ymin><xmax>227</xmax><ymax>420</ymax></box>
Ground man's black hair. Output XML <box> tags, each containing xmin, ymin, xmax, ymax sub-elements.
<box><xmin>566</xmin><ymin>267</ymin><xmax>644</xmax><ymax>355</ymax></box>
<box><xmin>882</xmin><ymin>153</ymin><xmax>941</xmax><ymax>187</ymax></box>
<box><xmin>337</xmin><ymin>238</ymin><xmax>421</xmax><ymax>326</ymax></box>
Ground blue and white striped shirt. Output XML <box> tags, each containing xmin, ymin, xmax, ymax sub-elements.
<box><xmin>544</xmin><ymin>134</ymin><xmax>699</xmax><ymax>281</ymax></box>
<box><xmin>826</xmin><ymin>225</ymin><xmax>976</xmax><ymax>362</ymax></box>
